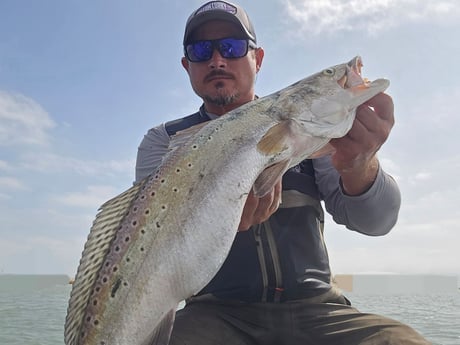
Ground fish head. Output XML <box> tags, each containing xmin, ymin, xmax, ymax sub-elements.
<box><xmin>275</xmin><ymin>56</ymin><xmax>390</xmax><ymax>137</ymax></box>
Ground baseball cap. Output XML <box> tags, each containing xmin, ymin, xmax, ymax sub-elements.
<box><xmin>183</xmin><ymin>1</ymin><xmax>257</xmax><ymax>45</ymax></box>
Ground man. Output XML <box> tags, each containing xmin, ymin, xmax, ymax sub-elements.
<box><xmin>136</xmin><ymin>1</ymin><xmax>430</xmax><ymax>344</ymax></box>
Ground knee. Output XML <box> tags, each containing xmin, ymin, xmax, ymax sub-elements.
<box><xmin>366</xmin><ymin>325</ymin><xmax>431</xmax><ymax>345</ymax></box>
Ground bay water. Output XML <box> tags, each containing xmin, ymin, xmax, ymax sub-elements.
<box><xmin>1</xmin><ymin>275</ymin><xmax>458</xmax><ymax>345</ymax></box>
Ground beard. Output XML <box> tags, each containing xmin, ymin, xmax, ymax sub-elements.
<box><xmin>202</xmin><ymin>82</ymin><xmax>240</xmax><ymax>107</ymax></box>
<box><xmin>203</xmin><ymin>93</ymin><xmax>238</xmax><ymax>106</ymax></box>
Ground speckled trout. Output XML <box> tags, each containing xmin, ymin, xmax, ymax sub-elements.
<box><xmin>65</xmin><ymin>56</ymin><xmax>389</xmax><ymax>345</ymax></box>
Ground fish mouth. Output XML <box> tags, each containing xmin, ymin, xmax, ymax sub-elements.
<box><xmin>337</xmin><ymin>56</ymin><xmax>369</xmax><ymax>89</ymax></box>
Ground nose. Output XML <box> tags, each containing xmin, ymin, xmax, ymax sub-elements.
<box><xmin>208</xmin><ymin>49</ymin><xmax>227</xmax><ymax>69</ymax></box>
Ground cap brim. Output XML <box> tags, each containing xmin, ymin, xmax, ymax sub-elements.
<box><xmin>183</xmin><ymin>12</ymin><xmax>255</xmax><ymax>44</ymax></box>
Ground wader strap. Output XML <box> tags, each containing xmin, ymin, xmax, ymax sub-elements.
<box><xmin>280</xmin><ymin>190</ymin><xmax>323</xmax><ymax>215</ymax></box>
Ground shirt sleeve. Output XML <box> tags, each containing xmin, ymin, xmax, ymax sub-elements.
<box><xmin>313</xmin><ymin>155</ymin><xmax>401</xmax><ymax>236</ymax></box>
<box><xmin>135</xmin><ymin>123</ymin><xmax>170</xmax><ymax>184</ymax></box>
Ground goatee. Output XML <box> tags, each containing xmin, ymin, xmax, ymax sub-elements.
<box><xmin>204</xmin><ymin>94</ymin><xmax>238</xmax><ymax>106</ymax></box>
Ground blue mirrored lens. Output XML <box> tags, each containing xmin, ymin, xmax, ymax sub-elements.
<box><xmin>186</xmin><ymin>40</ymin><xmax>213</xmax><ymax>62</ymax></box>
<box><xmin>218</xmin><ymin>38</ymin><xmax>247</xmax><ymax>58</ymax></box>
<box><xmin>185</xmin><ymin>38</ymin><xmax>250</xmax><ymax>62</ymax></box>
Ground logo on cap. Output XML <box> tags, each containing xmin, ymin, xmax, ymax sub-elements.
<box><xmin>196</xmin><ymin>1</ymin><xmax>237</xmax><ymax>16</ymax></box>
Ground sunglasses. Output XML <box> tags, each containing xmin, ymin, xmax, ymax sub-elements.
<box><xmin>184</xmin><ymin>38</ymin><xmax>257</xmax><ymax>63</ymax></box>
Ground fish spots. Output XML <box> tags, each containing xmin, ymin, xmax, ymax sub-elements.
<box><xmin>156</xmin><ymin>222</ymin><xmax>161</xmax><ymax>229</ymax></box>
<box><xmin>187</xmin><ymin>163</ymin><xmax>193</xmax><ymax>168</ymax></box>
<box><xmin>111</xmin><ymin>278</ymin><xmax>122</xmax><ymax>298</ymax></box>
<box><xmin>201</xmin><ymin>133</ymin><xmax>213</xmax><ymax>142</ymax></box>
<box><xmin>192</xmin><ymin>144</ymin><xmax>198</xmax><ymax>150</ymax></box>
<box><xmin>140</xmin><ymin>228</ymin><xmax>146</xmax><ymax>235</ymax></box>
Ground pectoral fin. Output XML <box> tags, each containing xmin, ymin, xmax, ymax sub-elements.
<box><xmin>257</xmin><ymin>121</ymin><xmax>295</xmax><ymax>155</ymax></box>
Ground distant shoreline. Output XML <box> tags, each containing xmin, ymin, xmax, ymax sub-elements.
<box><xmin>0</xmin><ymin>274</ymin><xmax>72</xmax><ymax>291</ymax></box>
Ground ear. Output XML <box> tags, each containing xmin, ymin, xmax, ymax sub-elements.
<box><xmin>181</xmin><ymin>57</ymin><xmax>190</xmax><ymax>73</ymax></box>
<box><xmin>255</xmin><ymin>47</ymin><xmax>265</xmax><ymax>73</ymax></box>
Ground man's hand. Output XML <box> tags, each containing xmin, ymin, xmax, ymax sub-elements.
<box><xmin>329</xmin><ymin>93</ymin><xmax>394</xmax><ymax>195</ymax></box>
<box><xmin>238</xmin><ymin>179</ymin><xmax>282</xmax><ymax>231</ymax></box>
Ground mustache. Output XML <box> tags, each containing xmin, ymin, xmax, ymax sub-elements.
<box><xmin>204</xmin><ymin>70</ymin><xmax>235</xmax><ymax>82</ymax></box>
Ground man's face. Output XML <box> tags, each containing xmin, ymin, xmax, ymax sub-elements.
<box><xmin>182</xmin><ymin>20</ymin><xmax>264</xmax><ymax>114</ymax></box>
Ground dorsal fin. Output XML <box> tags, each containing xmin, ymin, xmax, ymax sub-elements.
<box><xmin>168</xmin><ymin>121</ymin><xmax>209</xmax><ymax>152</ymax></box>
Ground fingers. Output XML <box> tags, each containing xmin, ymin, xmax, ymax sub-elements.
<box><xmin>364</xmin><ymin>92</ymin><xmax>394</xmax><ymax>123</ymax></box>
<box><xmin>255</xmin><ymin>179</ymin><xmax>282</xmax><ymax>217</ymax></box>
<box><xmin>238</xmin><ymin>191</ymin><xmax>259</xmax><ymax>231</ymax></box>
<box><xmin>238</xmin><ymin>179</ymin><xmax>282</xmax><ymax>231</ymax></box>
<box><xmin>329</xmin><ymin>93</ymin><xmax>394</xmax><ymax>173</ymax></box>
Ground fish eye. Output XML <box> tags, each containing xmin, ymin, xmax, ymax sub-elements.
<box><xmin>322</xmin><ymin>68</ymin><xmax>335</xmax><ymax>76</ymax></box>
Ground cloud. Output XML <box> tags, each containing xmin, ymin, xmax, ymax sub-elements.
<box><xmin>0</xmin><ymin>90</ymin><xmax>56</xmax><ymax>147</ymax></box>
<box><xmin>0</xmin><ymin>160</ymin><xmax>13</xmax><ymax>171</ymax></box>
<box><xmin>0</xmin><ymin>236</ymin><xmax>86</xmax><ymax>275</ymax></box>
<box><xmin>0</xmin><ymin>176</ymin><xmax>27</xmax><ymax>190</ymax></box>
<box><xmin>53</xmin><ymin>185</ymin><xmax>121</xmax><ymax>209</ymax></box>
<box><xmin>0</xmin><ymin>193</ymin><xmax>11</xmax><ymax>201</ymax></box>
<box><xmin>326</xmin><ymin>214</ymin><xmax>460</xmax><ymax>275</ymax></box>
<box><xmin>20</xmin><ymin>152</ymin><xmax>134</xmax><ymax>177</ymax></box>
<box><xmin>282</xmin><ymin>0</ymin><xmax>460</xmax><ymax>35</ymax></box>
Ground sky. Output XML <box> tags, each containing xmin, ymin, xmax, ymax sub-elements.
<box><xmin>0</xmin><ymin>0</ymin><xmax>459</xmax><ymax>278</ymax></box>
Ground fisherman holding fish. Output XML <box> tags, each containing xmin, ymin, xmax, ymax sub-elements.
<box><xmin>134</xmin><ymin>1</ymin><xmax>432</xmax><ymax>344</ymax></box>
<box><xmin>65</xmin><ymin>1</ymin><xmax>433</xmax><ymax>344</ymax></box>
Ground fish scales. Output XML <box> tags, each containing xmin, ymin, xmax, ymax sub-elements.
<box><xmin>65</xmin><ymin>56</ymin><xmax>390</xmax><ymax>345</ymax></box>
<box><xmin>67</xmin><ymin>99</ymin><xmax>277</xmax><ymax>344</ymax></box>
<box><xmin>85</xmin><ymin>100</ymin><xmax>278</xmax><ymax>345</ymax></box>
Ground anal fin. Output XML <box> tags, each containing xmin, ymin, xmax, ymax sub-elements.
<box><xmin>254</xmin><ymin>159</ymin><xmax>291</xmax><ymax>197</ymax></box>
<box><xmin>144</xmin><ymin>308</ymin><xmax>176</xmax><ymax>345</ymax></box>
